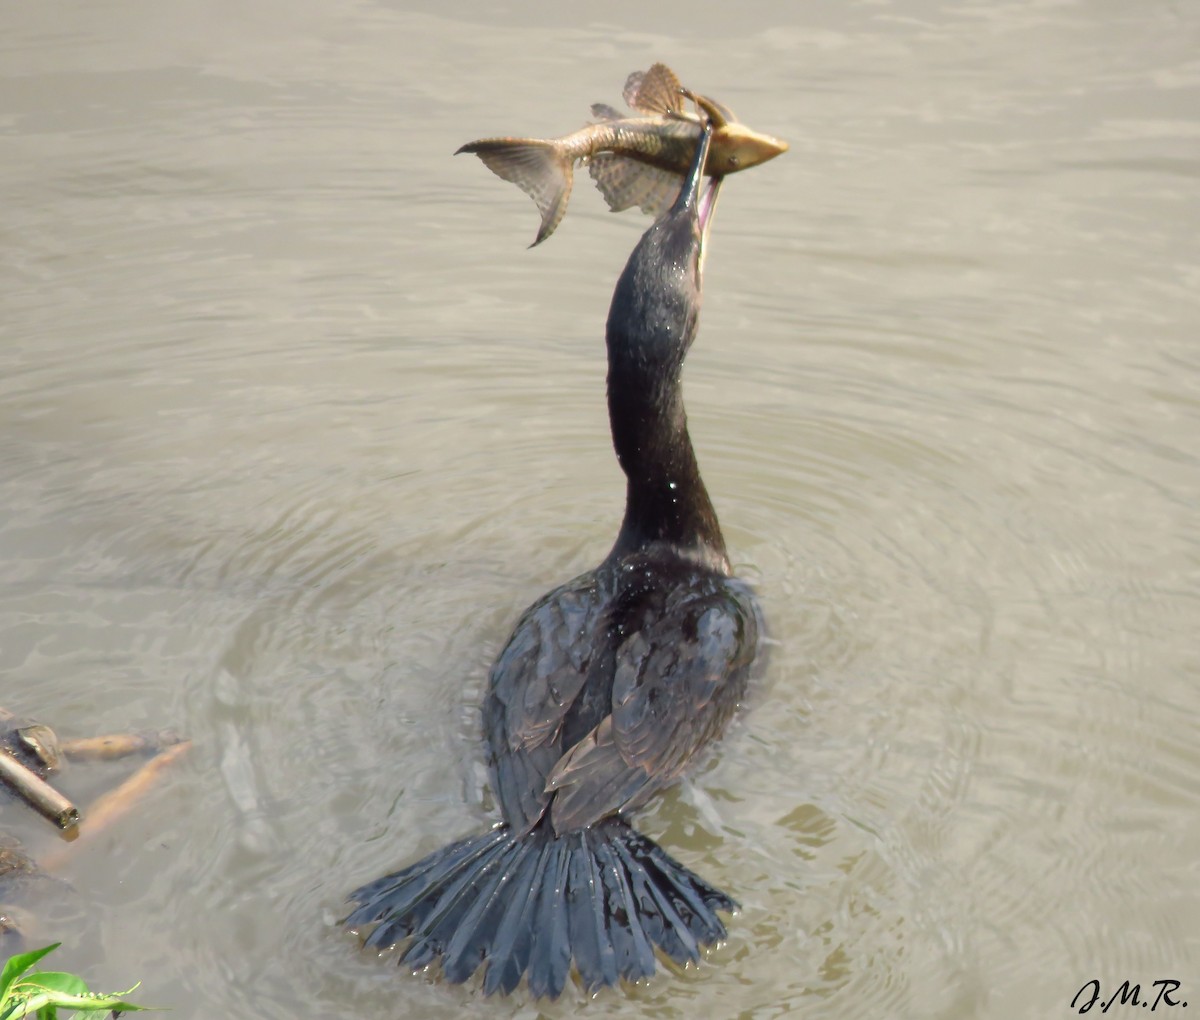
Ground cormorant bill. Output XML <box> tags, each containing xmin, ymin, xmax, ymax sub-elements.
<box><xmin>345</xmin><ymin>116</ymin><xmax>763</xmax><ymax>999</ymax></box>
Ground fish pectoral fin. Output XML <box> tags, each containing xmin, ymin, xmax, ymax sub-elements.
<box><xmin>589</xmin><ymin>102</ymin><xmax>623</xmax><ymax>122</ymax></box>
<box><xmin>588</xmin><ymin>153</ymin><xmax>682</xmax><ymax>219</ymax></box>
<box><xmin>458</xmin><ymin>138</ymin><xmax>574</xmax><ymax>246</ymax></box>
<box><xmin>623</xmin><ymin>63</ymin><xmax>685</xmax><ymax>117</ymax></box>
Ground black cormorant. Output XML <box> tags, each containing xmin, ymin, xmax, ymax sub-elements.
<box><xmin>345</xmin><ymin>119</ymin><xmax>763</xmax><ymax>999</ymax></box>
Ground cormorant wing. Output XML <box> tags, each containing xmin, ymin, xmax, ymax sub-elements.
<box><xmin>483</xmin><ymin>574</ymin><xmax>603</xmax><ymax>832</ymax></box>
<box><xmin>545</xmin><ymin>579</ymin><xmax>759</xmax><ymax>833</ymax></box>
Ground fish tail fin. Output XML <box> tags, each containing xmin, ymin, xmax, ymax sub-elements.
<box><xmin>345</xmin><ymin>817</ymin><xmax>736</xmax><ymax>999</ymax></box>
<box><xmin>456</xmin><ymin>138</ymin><xmax>574</xmax><ymax>246</ymax></box>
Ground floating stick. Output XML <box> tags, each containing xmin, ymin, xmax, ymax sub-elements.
<box><xmin>0</xmin><ymin>750</ymin><xmax>79</xmax><ymax>830</ymax></box>
<box><xmin>41</xmin><ymin>740</ymin><xmax>192</xmax><ymax>873</ymax></box>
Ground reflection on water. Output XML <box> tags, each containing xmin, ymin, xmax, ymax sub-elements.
<box><xmin>1</xmin><ymin>1</ymin><xmax>1197</xmax><ymax>1017</ymax></box>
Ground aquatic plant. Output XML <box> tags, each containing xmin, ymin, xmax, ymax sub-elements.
<box><xmin>0</xmin><ymin>943</ymin><xmax>150</xmax><ymax>1019</ymax></box>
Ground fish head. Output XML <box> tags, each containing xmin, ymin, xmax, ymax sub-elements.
<box><xmin>708</xmin><ymin>122</ymin><xmax>789</xmax><ymax>174</ymax></box>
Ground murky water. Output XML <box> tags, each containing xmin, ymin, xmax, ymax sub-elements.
<box><xmin>2</xmin><ymin>1</ymin><xmax>1198</xmax><ymax>1017</ymax></box>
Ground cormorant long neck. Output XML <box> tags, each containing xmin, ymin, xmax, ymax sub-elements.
<box><xmin>606</xmin><ymin>358</ymin><xmax>729</xmax><ymax>571</ymax></box>
<box><xmin>601</xmin><ymin>117</ymin><xmax>728</xmax><ymax>573</ymax></box>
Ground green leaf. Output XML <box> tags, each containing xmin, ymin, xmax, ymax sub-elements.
<box><xmin>6</xmin><ymin>986</ymin><xmax>150</xmax><ymax>1016</ymax></box>
<box><xmin>1</xmin><ymin>945</ymin><xmax>154</xmax><ymax>1018</ymax></box>
<box><xmin>0</xmin><ymin>945</ymin><xmax>61</xmax><ymax>1001</ymax></box>
<box><xmin>19</xmin><ymin>974</ymin><xmax>89</xmax><ymax>998</ymax></box>
<box><xmin>0</xmin><ymin>988</ymin><xmax>50</xmax><ymax>1020</ymax></box>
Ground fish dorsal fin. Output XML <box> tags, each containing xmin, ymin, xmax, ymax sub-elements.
<box><xmin>587</xmin><ymin>152</ymin><xmax>681</xmax><ymax>219</ymax></box>
<box><xmin>623</xmin><ymin>63</ymin><xmax>684</xmax><ymax>117</ymax></box>
<box><xmin>590</xmin><ymin>102</ymin><xmax>623</xmax><ymax>122</ymax></box>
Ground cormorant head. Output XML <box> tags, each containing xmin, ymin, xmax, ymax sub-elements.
<box><xmin>605</xmin><ymin>120</ymin><xmax>721</xmax><ymax>376</ymax></box>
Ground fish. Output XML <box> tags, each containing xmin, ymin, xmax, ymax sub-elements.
<box><xmin>457</xmin><ymin>63</ymin><xmax>788</xmax><ymax>246</ymax></box>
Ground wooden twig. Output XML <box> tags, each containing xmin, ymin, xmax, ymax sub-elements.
<box><xmin>0</xmin><ymin>750</ymin><xmax>79</xmax><ymax>830</ymax></box>
<box><xmin>41</xmin><ymin>740</ymin><xmax>192</xmax><ymax>873</ymax></box>
<box><xmin>59</xmin><ymin>729</ymin><xmax>184</xmax><ymax>762</ymax></box>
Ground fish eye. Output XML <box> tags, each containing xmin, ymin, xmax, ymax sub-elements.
<box><xmin>728</xmin><ymin>155</ymin><xmax>740</xmax><ymax>169</ymax></box>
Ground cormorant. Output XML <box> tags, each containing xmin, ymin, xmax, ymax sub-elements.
<box><xmin>345</xmin><ymin>118</ymin><xmax>763</xmax><ymax>999</ymax></box>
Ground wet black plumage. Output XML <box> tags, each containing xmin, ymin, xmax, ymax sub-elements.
<box><xmin>345</xmin><ymin>120</ymin><xmax>763</xmax><ymax>998</ymax></box>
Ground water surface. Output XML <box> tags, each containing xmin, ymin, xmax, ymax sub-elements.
<box><xmin>1</xmin><ymin>2</ymin><xmax>1197</xmax><ymax>1017</ymax></box>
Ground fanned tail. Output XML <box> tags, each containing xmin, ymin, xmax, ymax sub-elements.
<box><xmin>456</xmin><ymin>138</ymin><xmax>574</xmax><ymax>247</ymax></box>
<box><xmin>344</xmin><ymin>817</ymin><xmax>736</xmax><ymax>999</ymax></box>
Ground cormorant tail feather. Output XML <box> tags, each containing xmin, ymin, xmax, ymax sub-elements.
<box><xmin>344</xmin><ymin>817</ymin><xmax>735</xmax><ymax>999</ymax></box>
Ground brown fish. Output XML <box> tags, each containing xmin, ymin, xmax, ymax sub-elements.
<box><xmin>457</xmin><ymin>63</ymin><xmax>788</xmax><ymax>246</ymax></box>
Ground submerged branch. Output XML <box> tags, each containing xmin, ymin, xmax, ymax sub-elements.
<box><xmin>59</xmin><ymin>729</ymin><xmax>184</xmax><ymax>762</ymax></box>
<box><xmin>41</xmin><ymin>740</ymin><xmax>192</xmax><ymax>873</ymax></box>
